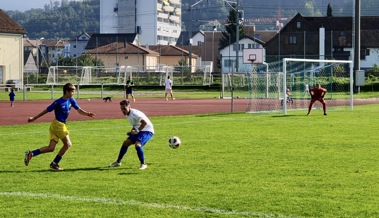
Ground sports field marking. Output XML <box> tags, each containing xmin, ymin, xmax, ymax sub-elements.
<box><xmin>0</xmin><ymin>191</ymin><xmax>294</xmax><ymax>218</ymax></box>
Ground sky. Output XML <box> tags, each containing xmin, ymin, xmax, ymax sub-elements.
<box><xmin>0</xmin><ymin>0</ymin><xmax>52</xmax><ymax>12</ymax></box>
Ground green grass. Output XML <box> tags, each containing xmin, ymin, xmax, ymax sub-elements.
<box><xmin>2</xmin><ymin>88</ymin><xmax>379</xmax><ymax>101</ymax></box>
<box><xmin>1</xmin><ymin>105</ymin><xmax>379</xmax><ymax>217</ymax></box>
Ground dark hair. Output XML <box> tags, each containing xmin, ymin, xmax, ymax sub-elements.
<box><xmin>120</xmin><ymin>100</ymin><xmax>130</xmax><ymax>106</ymax></box>
<box><xmin>63</xmin><ymin>83</ymin><xmax>76</xmax><ymax>95</ymax></box>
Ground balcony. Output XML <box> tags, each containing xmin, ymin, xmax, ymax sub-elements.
<box><xmin>169</xmin><ymin>0</ymin><xmax>181</xmax><ymax>5</ymax></box>
<box><xmin>158</xmin><ymin>12</ymin><xmax>169</xmax><ymax>19</ymax></box>
<box><xmin>163</xmin><ymin>5</ymin><xmax>175</xmax><ymax>12</ymax></box>
<box><xmin>169</xmin><ymin>15</ymin><xmax>180</xmax><ymax>23</ymax></box>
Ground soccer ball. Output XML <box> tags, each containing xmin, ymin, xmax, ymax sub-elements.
<box><xmin>168</xmin><ymin>136</ymin><xmax>181</xmax><ymax>149</ymax></box>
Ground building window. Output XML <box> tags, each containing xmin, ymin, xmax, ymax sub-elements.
<box><xmin>296</xmin><ymin>21</ymin><xmax>302</xmax><ymax>29</ymax></box>
<box><xmin>233</xmin><ymin>43</ymin><xmax>244</xmax><ymax>51</ymax></box>
<box><xmin>224</xmin><ymin>59</ymin><xmax>233</xmax><ymax>67</ymax></box>
<box><xmin>248</xmin><ymin>43</ymin><xmax>259</xmax><ymax>49</ymax></box>
<box><xmin>361</xmin><ymin>49</ymin><xmax>369</xmax><ymax>60</ymax></box>
<box><xmin>289</xmin><ymin>35</ymin><xmax>297</xmax><ymax>44</ymax></box>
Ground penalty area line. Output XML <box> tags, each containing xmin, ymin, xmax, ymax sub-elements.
<box><xmin>0</xmin><ymin>191</ymin><xmax>293</xmax><ymax>217</ymax></box>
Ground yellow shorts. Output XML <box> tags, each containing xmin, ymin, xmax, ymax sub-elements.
<box><xmin>49</xmin><ymin>119</ymin><xmax>69</xmax><ymax>142</ymax></box>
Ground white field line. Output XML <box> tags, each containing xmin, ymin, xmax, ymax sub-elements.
<box><xmin>0</xmin><ymin>192</ymin><xmax>294</xmax><ymax>218</ymax></box>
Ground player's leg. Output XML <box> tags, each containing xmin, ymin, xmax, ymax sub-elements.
<box><xmin>135</xmin><ymin>132</ymin><xmax>153</xmax><ymax>170</ymax></box>
<box><xmin>109</xmin><ymin>138</ymin><xmax>133</xmax><ymax>167</ymax></box>
<box><xmin>164</xmin><ymin>89</ymin><xmax>169</xmax><ymax>100</ymax></box>
<box><xmin>131</xmin><ymin>90</ymin><xmax>135</xmax><ymax>102</ymax></box>
<box><xmin>24</xmin><ymin>139</ymin><xmax>58</xmax><ymax>166</ymax></box>
<box><xmin>49</xmin><ymin>135</ymin><xmax>71</xmax><ymax>170</ymax></box>
<box><xmin>49</xmin><ymin>123</ymin><xmax>71</xmax><ymax>170</ymax></box>
<box><xmin>320</xmin><ymin>99</ymin><xmax>327</xmax><ymax>115</ymax></box>
<box><xmin>307</xmin><ymin>99</ymin><xmax>316</xmax><ymax>115</ymax></box>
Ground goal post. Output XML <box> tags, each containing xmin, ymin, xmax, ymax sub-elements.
<box><xmin>282</xmin><ymin>58</ymin><xmax>353</xmax><ymax>114</ymax></box>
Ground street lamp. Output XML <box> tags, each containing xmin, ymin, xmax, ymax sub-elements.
<box><xmin>223</xmin><ymin>0</ymin><xmax>241</xmax><ymax>112</ymax></box>
<box><xmin>189</xmin><ymin>0</ymin><xmax>206</xmax><ymax>73</ymax></box>
<box><xmin>212</xmin><ymin>26</ymin><xmax>216</xmax><ymax>73</ymax></box>
<box><xmin>37</xmin><ymin>37</ymin><xmax>44</xmax><ymax>84</ymax></box>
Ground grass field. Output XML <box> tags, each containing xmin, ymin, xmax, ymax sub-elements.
<box><xmin>0</xmin><ymin>105</ymin><xmax>378</xmax><ymax>217</ymax></box>
<box><xmin>1</xmin><ymin>88</ymin><xmax>379</xmax><ymax>101</ymax></box>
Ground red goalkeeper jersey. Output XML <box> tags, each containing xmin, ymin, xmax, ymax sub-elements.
<box><xmin>310</xmin><ymin>87</ymin><xmax>327</xmax><ymax>99</ymax></box>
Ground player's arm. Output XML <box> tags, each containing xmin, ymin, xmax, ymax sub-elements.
<box><xmin>77</xmin><ymin>108</ymin><xmax>96</xmax><ymax>117</ymax></box>
<box><xmin>28</xmin><ymin>109</ymin><xmax>49</xmax><ymax>123</ymax></box>
<box><xmin>309</xmin><ymin>90</ymin><xmax>314</xmax><ymax>99</ymax></box>
<box><xmin>321</xmin><ymin>89</ymin><xmax>327</xmax><ymax>98</ymax></box>
<box><xmin>131</xmin><ymin>119</ymin><xmax>147</xmax><ymax>135</ymax></box>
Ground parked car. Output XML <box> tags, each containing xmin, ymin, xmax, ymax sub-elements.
<box><xmin>6</xmin><ymin>79</ymin><xmax>22</xmax><ymax>89</ymax></box>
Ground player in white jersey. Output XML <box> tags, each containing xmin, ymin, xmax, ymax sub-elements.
<box><xmin>109</xmin><ymin>100</ymin><xmax>154</xmax><ymax>170</ymax></box>
<box><xmin>164</xmin><ymin>75</ymin><xmax>175</xmax><ymax>100</ymax></box>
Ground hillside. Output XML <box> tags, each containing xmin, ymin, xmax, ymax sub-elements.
<box><xmin>3</xmin><ymin>0</ymin><xmax>379</xmax><ymax>40</ymax></box>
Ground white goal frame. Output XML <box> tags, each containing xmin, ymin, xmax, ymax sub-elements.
<box><xmin>283</xmin><ymin>58</ymin><xmax>354</xmax><ymax>114</ymax></box>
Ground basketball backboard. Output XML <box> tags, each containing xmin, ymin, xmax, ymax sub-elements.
<box><xmin>243</xmin><ymin>48</ymin><xmax>265</xmax><ymax>64</ymax></box>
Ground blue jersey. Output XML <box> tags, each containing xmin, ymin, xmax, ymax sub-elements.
<box><xmin>9</xmin><ymin>92</ymin><xmax>15</xmax><ymax>101</ymax></box>
<box><xmin>47</xmin><ymin>97</ymin><xmax>80</xmax><ymax>123</ymax></box>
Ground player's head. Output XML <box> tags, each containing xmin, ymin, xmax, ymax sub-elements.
<box><xmin>120</xmin><ymin>100</ymin><xmax>131</xmax><ymax>115</ymax></box>
<box><xmin>63</xmin><ymin>83</ymin><xmax>76</xmax><ymax>95</ymax></box>
<box><xmin>316</xmin><ymin>83</ymin><xmax>321</xmax><ymax>88</ymax></box>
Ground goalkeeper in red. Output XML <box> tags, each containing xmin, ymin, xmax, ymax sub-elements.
<box><xmin>307</xmin><ymin>83</ymin><xmax>327</xmax><ymax>116</ymax></box>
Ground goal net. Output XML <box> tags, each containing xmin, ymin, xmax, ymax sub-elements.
<box><xmin>80</xmin><ymin>66</ymin><xmax>128</xmax><ymax>85</ymax></box>
<box><xmin>244</xmin><ymin>58</ymin><xmax>353</xmax><ymax>114</ymax></box>
<box><xmin>46</xmin><ymin>66</ymin><xmax>82</xmax><ymax>84</ymax></box>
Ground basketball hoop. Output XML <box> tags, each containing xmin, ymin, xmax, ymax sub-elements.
<box><xmin>243</xmin><ymin>49</ymin><xmax>264</xmax><ymax>64</ymax></box>
<box><xmin>248</xmin><ymin>54</ymin><xmax>256</xmax><ymax>63</ymax></box>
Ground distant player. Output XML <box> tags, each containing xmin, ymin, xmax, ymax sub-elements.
<box><xmin>307</xmin><ymin>83</ymin><xmax>327</xmax><ymax>116</ymax></box>
<box><xmin>304</xmin><ymin>83</ymin><xmax>309</xmax><ymax>97</ymax></box>
<box><xmin>9</xmin><ymin>88</ymin><xmax>15</xmax><ymax>107</ymax></box>
<box><xmin>24</xmin><ymin>83</ymin><xmax>96</xmax><ymax>170</ymax></box>
<box><xmin>125</xmin><ymin>76</ymin><xmax>135</xmax><ymax>102</ymax></box>
<box><xmin>164</xmin><ymin>75</ymin><xmax>175</xmax><ymax>101</ymax></box>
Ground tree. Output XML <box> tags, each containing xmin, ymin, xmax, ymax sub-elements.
<box><xmin>219</xmin><ymin>4</ymin><xmax>244</xmax><ymax>49</ymax></box>
<box><xmin>58</xmin><ymin>54</ymin><xmax>103</xmax><ymax>67</ymax></box>
<box><xmin>77</xmin><ymin>54</ymin><xmax>104</xmax><ymax>67</ymax></box>
<box><xmin>327</xmin><ymin>3</ymin><xmax>333</xmax><ymax>17</ymax></box>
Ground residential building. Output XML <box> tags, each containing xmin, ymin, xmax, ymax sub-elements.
<box><xmin>148</xmin><ymin>44</ymin><xmax>197</xmax><ymax>71</ymax></box>
<box><xmin>0</xmin><ymin>9</ymin><xmax>27</xmax><ymax>85</ymax></box>
<box><xmin>100</xmin><ymin>0</ymin><xmax>181</xmax><ymax>46</ymax></box>
<box><xmin>219</xmin><ymin>36</ymin><xmax>265</xmax><ymax>73</ymax></box>
<box><xmin>85</xmin><ymin>41</ymin><xmax>159</xmax><ymax>71</ymax></box>
<box><xmin>265</xmin><ymin>13</ymin><xmax>379</xmax><ymax>70</ymax></box>
<box><xmin>67</xmin><ymin>32</ymin><xmax>91</xmax><ymax>59</ymax></box>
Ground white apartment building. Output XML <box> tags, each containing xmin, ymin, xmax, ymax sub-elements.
<box><xmin>100</xmin><ymin>0</ymin><xmax>181</xmax><ymax>46</ymax></box>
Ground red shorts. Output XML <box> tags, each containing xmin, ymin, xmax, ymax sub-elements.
<box><xmin>310</xmin><ymin>98</ymin><xmax>325</xmax><ymax>104</ymax></box>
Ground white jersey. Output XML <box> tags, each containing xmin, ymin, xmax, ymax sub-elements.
<box><xmin>165</xmin><ymin>79</ymin><xmax>172</xmax><ymax>89</ymax></box>
<box><xmin>126</xmin><ymin>108</ymin><xmax>154</xmax><ymax>134</ymax></box>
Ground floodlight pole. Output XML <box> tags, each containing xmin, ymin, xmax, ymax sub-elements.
<box><xmin>223</xmin><ymin>0</ymin><xmax>240</xmax><ymax>112</ymax></box>
<box><xmin>235</xmin><ymin>0</ymin><xmax>239</xmax><ymax>73</ymax></box>
<box><xmin>189</xmin><ymin>0</ymin><xmax>205</xmax><ymax>73</ymax></box>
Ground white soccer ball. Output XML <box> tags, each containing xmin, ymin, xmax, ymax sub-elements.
<box><xmin>168</xmin><ymin>136</ymin><xmax>181</xmax><ymax>149</ymax></box>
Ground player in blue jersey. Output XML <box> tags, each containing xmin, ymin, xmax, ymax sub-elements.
<box><xmin>108</xmin><ymin>100</ymin><xmax>154</xmax><ymax>170</ymax></box>
<box><xmin>24</xmin><ymin>83</ymin><xmax>96</xmax><ymax>170</ymax></box>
